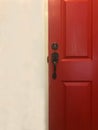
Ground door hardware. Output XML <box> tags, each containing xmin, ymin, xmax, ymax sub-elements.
<box><xmin>51</xmin><ymin>43</ymin><xmax>58</xmax><ymax>50</ymax></box>
<box><xmin>51</xmin><ymin>52</ymin><xmax>59</xmax><ymax>79</ymax></box>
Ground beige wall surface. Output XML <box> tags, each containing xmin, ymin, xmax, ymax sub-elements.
<box><xmin>0</xmin><ymin>0</ymin><xmax>47</xmax><ymax>130</ymax></box>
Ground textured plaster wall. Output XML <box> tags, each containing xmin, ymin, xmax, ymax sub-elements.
<box><xmin>0</xmin><ymin>0</ymin><xmax>47</xmax><ymax>130</ymax></box>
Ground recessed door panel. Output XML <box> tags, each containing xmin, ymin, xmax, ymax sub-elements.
<box><xmin>63</xmin><ymin>0</ymin><xmax>92</xmax><ymax>58</ymax></box>
<box><xmin>64</xmin><ymin>82</ymin><xmax>92</xmax><ymax>130</ymax></box>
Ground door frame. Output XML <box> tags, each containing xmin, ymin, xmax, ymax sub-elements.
<box><xmin>44</xmin><ymin>0</ymin><xmax>49</xmax><ymax>130</ymax></box>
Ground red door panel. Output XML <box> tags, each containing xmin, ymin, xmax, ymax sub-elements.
<box><xmin>49</xmin><ymin>0</ymin><xmax>98</xmax><ymax>130</ymax></box>
<box><xmin>64</xmin><ymin>1</ymin><xmax>92</xmax><ymax>58</ymax></box>
<box><xmin>64</xmin><ymin>82</ymin><xmax>91</xmax><ymax>130</ymax></box>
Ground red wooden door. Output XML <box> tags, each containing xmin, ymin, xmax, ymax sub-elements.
<box><xmin>49</xmin><ymin>0</ymin><xmax>98</xmax><ymax>130</ymax></box>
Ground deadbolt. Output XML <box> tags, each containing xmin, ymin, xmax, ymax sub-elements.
<box><xmin>51</xmin><ymin>43</ymin><xmax>58</xmax><ymax>50</ymax></box>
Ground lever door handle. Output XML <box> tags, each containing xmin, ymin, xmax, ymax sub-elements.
<box><xmin>52</xmin><ymin>61</ymin><xmax>57</xmax><ymax>79</ymax></box>
<box><xmin>51</xmin><ymin>52</ymin><xmax>59</xmax><ymax>79</ymax></box>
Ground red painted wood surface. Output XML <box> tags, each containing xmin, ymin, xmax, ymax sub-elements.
<box><xmin>49</xmin><ymin>0</ymin><xmax>98</xmax><ymax>130</ymax></box>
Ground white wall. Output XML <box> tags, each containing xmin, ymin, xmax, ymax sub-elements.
<box><xmin>0</xmin><ymin>0</ymin><xmax>47</xmax><ymax>130</ymax></box>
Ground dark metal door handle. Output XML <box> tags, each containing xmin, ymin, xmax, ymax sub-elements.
<box><xmin>52</xmin><ymin>61</ymin><xmax>57</xmax><ymax>79</ymax></box>
<box><xmin>51</xmin><ymin>52</ymin><xmax>59</xmax><ymax>79</ymax></box>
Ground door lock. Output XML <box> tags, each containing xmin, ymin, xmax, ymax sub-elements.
<box><xmin>51</xmin><ymin>43</ymin><xmax>58</xmax><ymax>50</ymax></box>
